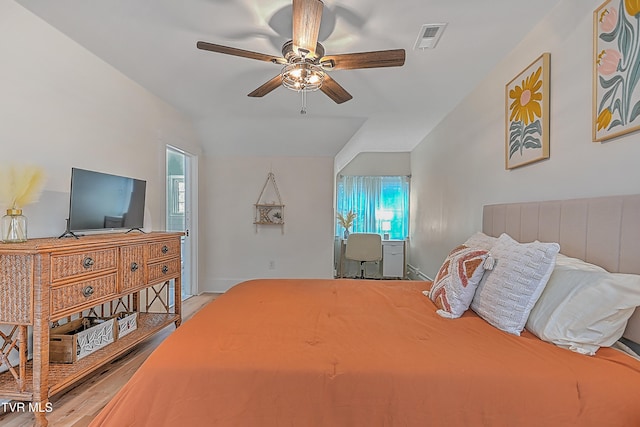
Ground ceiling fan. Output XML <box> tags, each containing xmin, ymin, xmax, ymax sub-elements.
<box><xmin>196</xmin><ymin>0</ymin><xmax>405</xmax><ymax>111</ymax></box>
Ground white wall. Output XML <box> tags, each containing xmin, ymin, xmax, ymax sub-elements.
<box><xmin>200</xmin><ymin>155</ymin><xmax>335</xmax><ymax>292</ymax></box>
<box><xmin>0</xmin><ymin>1</ymin><xmax>201</xmax><ymax>238</ymax></box>
<box><xmin>410</xmin><ymin>0</ymin><xmax>640</xmax><ymax>278</ymax></box>
<box><xmin>338</xmin><ymin>152</ymin><xmax>411</xmax><ymax>177</ymax></box>
<box><xmin>334</xmin><ymin>112</ymin><xmax>432</xmax><ymax>174</ymax></box>
<box><xmin>0</xmin><ymin>0</ymin><xmax>202</xmax><ymax>381</ymax></box>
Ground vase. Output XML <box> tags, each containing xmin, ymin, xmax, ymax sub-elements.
<box><xmin>343</xmin><ymin>229</ymin><xmax>350</xmax><ymax>239</ymax></box>
<box><xmin>2</xmin><ymin>208</ymin><xmax>27</xmax><ymax>243</ymax></box>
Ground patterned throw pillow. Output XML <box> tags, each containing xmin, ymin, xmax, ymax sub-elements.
<box><xmin>470</xmin><ymin>233</ymin><xmax>560</xmax><ymax>335</ymax></box>
<box><xmin>428</xmin><ymin>245</ymin><xmax>489</xmax><ymax>318</ymax></box>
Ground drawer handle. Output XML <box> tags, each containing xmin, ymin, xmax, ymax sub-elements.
<box><xmin>162</xmin><ymin>265</ymin><xmax>169</xmax><ymax>274</ymax></box>
<box><xmin>82</xmin><ymin>257</ymin><xmax>95</xmax><ymax>269</ymax></box>
<box><xmin>161</xmin><ymin>245</ymin><xmax>169</xmax><ymax>254</ymax></box>
<box><xmin>131</xmin><ymin>262</ymin><xmax>139</xmax><ymax>272</ymax></box>
<box><xmin>82</xmin><ymin>285</ymin><xmax>95</xmax><ymax>298</ymax></box>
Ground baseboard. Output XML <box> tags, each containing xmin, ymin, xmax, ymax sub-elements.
<box><xmin>407</xmin><ymin>264</ymin><xmax>432</xmax><ymax>281</ymax></box>
<box><xmin>200</xmin><ymin>278</ymin><xmax>248</xmax><ymax>293</ymax></box>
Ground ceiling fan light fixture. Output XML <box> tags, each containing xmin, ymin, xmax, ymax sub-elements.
<box><xmin>281</xmin><ymin>61</ymin><xmax>325</xmax><ymax>92</ymax></box>
<box><xmin>197</xmin><ymin>0</ymin><xmax>404</xmax><ymax>106</ymax></box>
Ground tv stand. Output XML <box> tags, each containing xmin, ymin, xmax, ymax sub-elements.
<box><xmin>58</xmin><ymin>219</ymin><xmax>79</xmax><ymax>239</ymax></box>
<box><xmin>58</xmin><ymin>230</ymin><xmax>80</xmax><ymax>239</ymax></box>
<box><xmin>0</xmin><ymin>232</ymin><xmax>182</xmax><ymax>427</ymax></box>
<box><xmin>125</xmin><ymin>227</ymin><xmax>146</xmax><ymax>234</ymax></box>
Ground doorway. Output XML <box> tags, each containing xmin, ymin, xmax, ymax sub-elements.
<box><xmin>166</xmin><ymin>146</ymin><xmax>197</xmax><ymax>299</ymax></box>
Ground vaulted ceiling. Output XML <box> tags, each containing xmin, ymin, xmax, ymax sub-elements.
<box><xmin>16</xmin><ymin>0</ymin><xmax>563</xmax><ymax>156</ymax></box>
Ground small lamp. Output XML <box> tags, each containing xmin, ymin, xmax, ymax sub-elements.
<box><xmin>381</xmin><ymin>221</ymin><xmax>391</xmax><ymax>240</ymax></box>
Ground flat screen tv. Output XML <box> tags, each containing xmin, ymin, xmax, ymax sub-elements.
<box><xmin>65</xmin><ymin>168</ymin><xmax>146</xmax><ymax>235</ymax></box>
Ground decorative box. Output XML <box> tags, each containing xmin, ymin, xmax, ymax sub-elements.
<box><xmin>115</xmin><ymin>312</ymin><xmax>138</xmax><ymax>339</ymax></box>
<box><xmin>50</xmin><ymin>317</ymin><xmax>115</xmax><ymax>363</ymax></box>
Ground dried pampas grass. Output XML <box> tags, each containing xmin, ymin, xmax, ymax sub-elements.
<box><xmin>337</xmin><ymin>210</ymin><xmax>356</xmax><ymax>229</ymax></box>
<box><xmin>0</xmin><ymin>165</ymin><xmax>46</xmax><ymax>209</ymax></box>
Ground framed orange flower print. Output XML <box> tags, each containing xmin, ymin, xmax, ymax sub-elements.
<box><xmin>594</xmin><ymin>0</ymin><xmax>640</xmax><ymax>141</ymax></box>
<box><xmin>505</xmin><ymin>53</ymin><xmax>550</xmax><ymax>170</ymax></box>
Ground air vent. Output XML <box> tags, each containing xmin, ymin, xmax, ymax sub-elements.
<box><xmin>414</xmin><ymin>23</ymin><xmax>448</xmax><ymax>50</ymax></box>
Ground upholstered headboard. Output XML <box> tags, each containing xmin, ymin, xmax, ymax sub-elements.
<box><xmin>482</xmin><ymin>194</ymin><xmax>640</xmax><ymax>344</ymax></box>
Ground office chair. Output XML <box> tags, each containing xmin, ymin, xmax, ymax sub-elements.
<box><xmin>345</xmin><ymin>233</ymin><xmax>383</xmax><ymax>279</ymax></box>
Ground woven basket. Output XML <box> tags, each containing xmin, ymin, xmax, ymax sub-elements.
<box><xmin>50</xmin><ymin>317</ymin><xmax>115</xmax><ymax>363</ymax></box>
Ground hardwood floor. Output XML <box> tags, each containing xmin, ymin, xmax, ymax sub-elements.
<box><xmin>0</xmin><ymin>293</ymin><xmax>219</xmax><ymax>427</ymax></box>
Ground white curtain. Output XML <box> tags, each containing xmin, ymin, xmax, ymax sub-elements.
<box><xmin>336</xmin><ymin>175</ymin><xmax>409</xmax><ymax>240</ymax></box>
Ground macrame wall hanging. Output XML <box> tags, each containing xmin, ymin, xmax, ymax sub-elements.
<box><xmin>254</xmin><ymin>172</ymin><xmax>284</xmax><ymax>233</ymax></box>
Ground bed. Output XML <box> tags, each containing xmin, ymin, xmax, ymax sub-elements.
<box><xmin>90</xmin><ymin>195</ymin><xmax>640</xmax><ymax>426</ymax></box>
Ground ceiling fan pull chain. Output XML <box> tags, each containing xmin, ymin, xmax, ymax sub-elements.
<box><xmin>300</xmin><ymin>90</ymin><xmax>307</xmax><ymax>115</ymax></box>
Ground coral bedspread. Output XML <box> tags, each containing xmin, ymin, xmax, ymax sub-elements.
<box><xmin>91</xmin><ymin>279</ymin><xmax>640</xmax><ymax>426</ymax></box>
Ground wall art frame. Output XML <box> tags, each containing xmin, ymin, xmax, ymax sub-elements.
<box><xmin>505</xmin><ymin>52</ymin><xmax>550</xmax><ymax>170</ymax></box>
<box><xmin>593</xmin><ymin>0</ymin><xmax>640</xmax><ymax>142</ymax></box>
<box><xmin>254</xmin><ymin>171</ymin><xmax>285</xmax><ymax>233</ymax></box>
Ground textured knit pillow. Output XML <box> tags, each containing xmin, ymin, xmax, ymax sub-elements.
<box><xmin>470</xmin><ymin>233</ymin><xmax>560</xmax><ymax>335</ymax></box>
<box><xmin>526</xmin><ymin>263</ymin><xmax>640</xmax><ymax>355</ymax></box>
<box><xmin>463</xmin><ymin>232</ymin><xmax>498</xmax><ymax>251</ymax></box>
<box><xmin>428</xmin><ymin>245</ymin><xmax>489</xmax><ymax>318</ymax></box>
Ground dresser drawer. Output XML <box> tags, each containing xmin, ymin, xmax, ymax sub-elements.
<box><xmin>148</xmin><ymin>258</ymin><xmax>181</xmax><ymax>284</ymax></box>
<box><xmin>148</xmin><ymin>238</ymin><xmax>181</xmax><ymax>262</ymax></box>
<box><xmin>121</xmin><ymin>244</ymin><xmax>147</xmax><ymax>292</ymax></box>
<box><xmin>50</xmin><ymin>274</ymin><xmax>118</xmax><ymax>318</ymax></box>
<box><xmin>51</xmin><ymin>248</ymin><xmax>118</xmax><ymax>282</ymax></box>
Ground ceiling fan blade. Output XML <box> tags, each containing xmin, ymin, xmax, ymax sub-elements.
<box><xmin>321</xmin><ymin>49</ymin><xmax>406</xmax><ymax>70</ymax></box>
<box><xmin>248</xmin><ymin>75</ymin><xmax>283</xmax><ymax>98</ymax></box>
<box><xmin>320</xmin><ymin>74</ymin><xmax>352</xmax><ymax>104</ymax></box>
<box><xmin>197</xmin><ymin>41</ymin><xmax>286</xmax><ymax>64</ymax></box>
<box><xmin>292</xmin><ymin>0</ymin><xmax>323</xmax><ymax>58</ymax></box>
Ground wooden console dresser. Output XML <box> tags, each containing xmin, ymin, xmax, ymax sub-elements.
<box><xmin>0</xmin><ymin>231</ymin><xmax>182</xmax><ymax>426</ymax></box>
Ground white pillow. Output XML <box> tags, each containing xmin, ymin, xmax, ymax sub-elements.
<box><xmin>463</xmin><ymin>232</ymin><xmax>497</xmax><ymax>251</ymax></box>
<box><xmin>470</xmin><ymin>233</ymin><xmax>560</xmax><ymax>335</ymax></box>
<box><xmin>554</xmin><ymin>253</ymin><xmax>606</xmax><ymax>271</ymax></box>
<box><xmin>526</xmin><ymin>264</ymin><xmax>640</xmax><ymax>355</ymax></box>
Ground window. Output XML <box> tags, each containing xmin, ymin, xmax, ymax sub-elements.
<box><xmin>336</xmin><ymin>175</ymin><xmax>410</xmax><ymax>240</ymax></box>
<box><xmin>167</xmin><ymin>148</ymin><xmax>186</xmax><ymax>225</ymax></box>
<box><xmin>169</xmin><ymin>176</ymin><xmax>185</xmax><ymax>215</ymax></box>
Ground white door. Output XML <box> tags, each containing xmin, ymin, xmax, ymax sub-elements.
<box><xmin>166</xmin><ymin>146</ymin><xmax>197</xmax><ymax>299</ymax></box>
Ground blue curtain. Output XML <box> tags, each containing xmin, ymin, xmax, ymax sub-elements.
<box><xmin>336</xmin><ymin>176</ymin><xmax>409</xmax><ymax>240</ymax></box>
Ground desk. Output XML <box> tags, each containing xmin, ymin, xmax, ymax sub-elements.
<box><xmin>336</xmin><ymin>239</ymin><xmax>406</xmax><ymax>279</ymax></box>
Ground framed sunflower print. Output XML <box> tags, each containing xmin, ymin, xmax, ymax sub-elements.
<box><xmin>505</xmin><ymin>53</ymin><xmax>550</xmax><ymax>169</ymax></box>
<box><xmin>594</xmin><ymin>0</ymin><xmax>640</xmax><ymax>142</ymax></box>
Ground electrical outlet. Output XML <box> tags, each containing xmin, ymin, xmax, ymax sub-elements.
<box><xmin>268</xmin><ymin>260</ymin><xmax>276</xmax><ymax>270</ymax></box>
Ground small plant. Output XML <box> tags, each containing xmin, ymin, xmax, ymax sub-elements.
<box><xmin>0</xmin><ymin>165</ymin><xmax>45</xmax><ymax>210</ymax></box>
<box><xmin>336</xmin><ymin>210</ymin><xmax>356</xmax><ymax>230</ymax></box>
<box><xmin>0</xmin><ymin>165</ymin><xmax>46</xmax><ymax>243</ymax></box>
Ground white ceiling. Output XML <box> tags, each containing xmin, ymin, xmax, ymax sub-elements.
<box><xmin>16</xmin><ymin>0</ymin><xmax>562</xmax><ymax>157</ymax></box>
